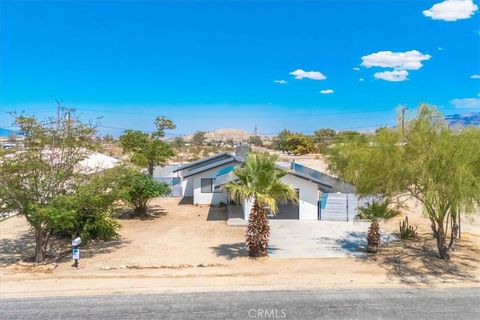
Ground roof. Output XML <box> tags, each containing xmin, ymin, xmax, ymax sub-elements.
<box><xmin>173</xmin><ymin>152</ymin><xmax>234</xmax><ymax>173</ymax></box>
<box><xmin>284</xmin><ymin>169</ymin><xmax>333</xmax><ymax>192</ymax></box>
<box><xmin>76</xmin><ymin>152</ymin><xmax>120</xmax><ymax>174</ymax></box>
<box><xmin>178</xmin><ymin>152</ymin><xmax>356</xmax><ymax>193</ymax></box>
<box><xmin>290</xmin><ymin>163</ymin><xmax>356</xmax><ymax>193</ymax></box>
<box><xmin>182</xmin><ymin>156</ymin><xmax>243</xmax><ymax>178</ymax></box>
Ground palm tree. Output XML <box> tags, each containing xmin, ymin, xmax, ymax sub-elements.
<box><xmin>225</xmin><ymin>152</ymin><xmax>298</xmax><ymax>257</ymax></box>
<box><xmin>356</xmin><ymin>199</ymin><xmax>400</xmax><ymax>253</ymax></box>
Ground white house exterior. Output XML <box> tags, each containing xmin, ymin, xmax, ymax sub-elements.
<box><xmin>173</xmin><ymin>147</ymin><xmax>359</xmax><ymax>222</ymax></box>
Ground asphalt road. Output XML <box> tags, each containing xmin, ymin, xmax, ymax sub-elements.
<box><xmin>1</xmin><ymin>287</ymin><xmax>479</xmax><ymax>320</ymax></box>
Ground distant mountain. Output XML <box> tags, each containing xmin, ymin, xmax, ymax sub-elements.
<box><xmin>0</xmin><ymin>128</ymin><xmax>14</xmax><ymax>137</ymax></box>
<box><xmin>184</xmin><ymin>128</ymin><xmax>253</xmax><ymax>142</ymax></box>
<box><xmin>444</xmin><ymin>112</ymin><xmax>480</xmax><ymax>128</ymax></box>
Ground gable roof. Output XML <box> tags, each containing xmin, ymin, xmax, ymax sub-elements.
<box><xmin>290</xmin><ymin>163</ymin><xmax>356</xmax><ymax>193</ymax></box>
<box><xmin>177</xmin><ymin>152</ymin><xmax>356</xmax><ymax>193</ymax></box>
<box><xmin>182</xmin><ymin>156</ymin><xmax>243</xmax><ymax>178</ymax></box>
<box><xmin>173</xmin><ymin>152</ymin><xmax>234</xmax><ymax>173</ymax></box>
<box><xmin>284</xmin><ymin>169</ymin><xmax>333</xmax><ymax>192</ymax></box>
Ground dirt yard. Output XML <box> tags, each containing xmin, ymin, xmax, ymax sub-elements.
<box><xmin>1</xmin><ymin>196</ymin><xmax>479</xmax><ymax>298</ymax></box>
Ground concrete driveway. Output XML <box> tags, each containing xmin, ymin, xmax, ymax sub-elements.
<box><xmin>268</xmin><ymin>220</ymin><xmax>372</xmax><ymax>259</ymax></box>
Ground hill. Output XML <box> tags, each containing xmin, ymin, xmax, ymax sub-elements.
<box><xmin>185</xmin><ymin>128</ymin><xmax>253</xmax><ymax>142</ymax></box>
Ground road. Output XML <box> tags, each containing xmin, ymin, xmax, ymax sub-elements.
<box><xmin>1</xmin><ymin>287</ymin><xmax>479</xmax><ymax>320</ymax></box>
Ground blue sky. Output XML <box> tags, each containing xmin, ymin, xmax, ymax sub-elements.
<box><xmin>0</xmin><ymin>0</ymin><xmax>479</xmax><ymax>136</ymax></box>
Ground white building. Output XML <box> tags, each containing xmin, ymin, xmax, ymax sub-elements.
<box><xmin>173</xmin><ymin>147</ymin><xmax>360</xmax><ymax>222</ymax></box>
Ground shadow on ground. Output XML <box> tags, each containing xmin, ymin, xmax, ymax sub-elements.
<box><xmin>0</xmin><ymin>232</ymin><xmax>35</xmax><ymax>266</ymax></box>
<box><xmin>178</xmin><ymin>197</ymin><xmax>193</xmax><ymax>206</ymax></box>
<box><xmin>336</xmin><ymin>231</ymin><xmax>367</xmax><ymax>253</ymax></box>
<box><xmin>359</xmin><ymin>232</ymin><xmax>480</xmax><ymax>285</ymax></box>
<box><xmin>0</xmin><ymin>231</ymin><xmax>129</xmax><ymax>266</ymax></box>
<box><xmin>211</xmin><ymin>242</ymin><xmax>247</xmax><ymax>260</ymax></box>
<box><xmin>116</xmin><ymin>206</ymin><xmax>168</xmax><ymax>220</ymax></box>
<box><xmin>207</xmin><ymin>206</ymin><xmax>227</xmax><ymax>221</ymax></box>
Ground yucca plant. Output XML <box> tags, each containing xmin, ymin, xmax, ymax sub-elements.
<box><xmin>357</xmin><ymin>199</ymin><xmax>400</xmax><ymax>253</ymax></box>
<box><xmin>225</xmin><ymin>152</ymin><xmax>298</xmax><ymax>257</ymax></box>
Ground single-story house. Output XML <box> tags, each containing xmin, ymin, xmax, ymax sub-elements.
<box><xmin>173</xmin><ymin>147</ymin><xmax>363</xmax><ymax>222</ymax></box>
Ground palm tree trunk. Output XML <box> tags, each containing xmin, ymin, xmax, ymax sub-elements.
<box><xmin>245</xmin><ymin>198</ymin><xmax>270</xmax><ymax>257</ymax></box>
<box><xmin>367</xmin><ymin>221</ymin><xmax>380</xmax><ymax>253</ymax></box>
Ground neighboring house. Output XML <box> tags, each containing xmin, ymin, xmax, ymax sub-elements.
<box><xmin>76</xmin><ymin>152</ymin><xmax>120</xmax><ymax>174</ymax></box>
<box><xmin>152</xmin><ymin>165</ymin><xmax>182</xmax><ymax>197</ymax></box>
<box><xmin>174</xmin><ymin>147</ymin><xmax>363</xmax><ymax>221</ymax></box>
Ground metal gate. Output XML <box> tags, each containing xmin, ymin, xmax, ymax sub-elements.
<box><xmin>319</xmin><ymin>193</ymin><xmax>371</xmax><ymax>221</ymax></box>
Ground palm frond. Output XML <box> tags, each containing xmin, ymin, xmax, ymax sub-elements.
<box><xmin>224</xmin><ymin>152</ymin><xmax>295</xmax><ymax>214</ymax></box>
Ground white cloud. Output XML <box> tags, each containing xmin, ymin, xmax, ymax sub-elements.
<box><xmin>353</xmin><ymin>67</ymin><xmax>360</xmax><ymax>71</ymax></box>
<box><xmin>438</xmin><ymin>47</ymin><xmax>444</xmax><ymax>51</ymax></box>
<box><xmin>361</xmin><ymin>50</ymin><xmax>431</xmax><ymax>70</ymax></box>
<box><xmin>374</xmin><ymin>70</ymin><xmax>409</xmax><ymax>82</ymax></box>
<box><xmin>289</xmin><ymin>69</ymin><xmax>327</xmax><ymax>80</ymax></box>
<box><xmin>320</xmin><ymin>89</ymin><xmax>334</xmax><ymax>94</ymax></box>
<box><xmin>470</xmin><ymin>74</ymin><xmax>480</xmax><ymax>79</ymax></box>
<box><xmin>423</xmin><ymin>0</ymin><xmax>478</xmax><ymax>21</ymax></box>
<box><xmin>359</xmin><ymin>78</ymin><xmax>365</xmax><ymax>81</ymax></box>
<box><xmin>274</xmin><ymin>80</ymin><xmax>287</xmax><ymax>84</ymax></box>
<box><xmin>450</xmin><ymin>98</ymin><xmax>480</xmax><ymax>108</ymax></box>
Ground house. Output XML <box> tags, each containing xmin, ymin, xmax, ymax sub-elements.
<box><xmin>174</xmin><ymin>146</ymin><xmax>363</xmax><ymax>222</ymax></box>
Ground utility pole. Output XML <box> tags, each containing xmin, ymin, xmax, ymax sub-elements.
<box><xmin>254</xmin><ymin>124</ymin><xmax>258</xmax><ymax>137</ymax></box>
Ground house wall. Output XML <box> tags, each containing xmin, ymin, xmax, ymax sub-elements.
<box><xmin>242</xmin><ymin>173</ymin><xmax>319</xmax><ymax>221</ymax></box>
<box><xmin>181</xmin><ymin>178</ymin><xmax>194</xmax><ymax>197</ymax></box>
<box><xmin>191</xmin><ymin>164</ymin><xmax>235</xmax><ymax>205</ymax></box>
<box><xmin>282</xmin><ymin>174</ymin><xmax>319</xmax><ymax>220</ymax></box>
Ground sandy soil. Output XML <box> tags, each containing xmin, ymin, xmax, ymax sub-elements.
<box><xmin>1</xmin><ymin>195</ymin><xmax>479</xmax><ymax>298</ymax></box>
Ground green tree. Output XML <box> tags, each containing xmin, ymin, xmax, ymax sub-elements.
<box><xmin>225</xmin><ymin>153</ymin><xmax>297</xmax><ymax>257</ymax></box>
<box><xmin>272</xmin><ymin>129</ymin><xmax>292</xmax><ymax>153</ymax></box>
<box><xmin>171</xmin><ymin>136</ymin><xmax>186</xmax><ymax>148</ymax></box>
<box><xmin>356</xmin><ymin>199</ymin><xmax>400</xmax><ymax>253</ymax></box>
<box><xmin>123</xmin><ymin>172</ymin><xmax>171</xmax><ymax>216</ymax></box>
<box><xmin>314</xmin><ymin>128</ymin><xmax>336</xmax><ymax>153</ymax></box>
<box><xmin>48</xmin><ymin>167</ymin><xmax>126</xmax><ymax>242</ymax></box>
<box><xmin>192</xmin><ymin>131</ymin><xmax>207</xmax><ymax>146</ymax></box>
<box><xmin>314</xmin><ymin>128</ymin><xmax>336</xmax><ymax>143</ymax></box>
<box><xmin>120</xmin><ymin>116</ymin><xmax>175</xmax><ymax>176</ymax></box>
<box><xmin>328</xmin><ymin>105</ymin><xmax>480</xmax><ymax>260</ymax></box>
<box><xmin>0</xmin><ymin>109</ymin><xmax>97</xmax><ymax>262</ymax></box>
<box><xmin>285</xmin><ymin>133</ymin><xmax>314</xmax><ymax>155</ymax></box>
<box><xmin>335</xmin><ymin>130</ymin><xmax>368</xmax><ymax>144</ymax></box>
<box><xmin>153</xmin><ymin>116</ymin><xmax>176</xmax><ymax>138</ymax></box>
<box><xmin>103</xmin><ymin>134</ymin><xmax>114</xmax><ymax>143</ymax></box>
<box><xmin>248</xmin><ymin>135</ymin><xmax>263</xmax><ymax>146</ymax></box>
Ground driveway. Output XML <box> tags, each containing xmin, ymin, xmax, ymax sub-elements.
<box><xmin>268</xmin><ymin>220</ymin><xmax>372</xmax><ymax>258</ymax></box>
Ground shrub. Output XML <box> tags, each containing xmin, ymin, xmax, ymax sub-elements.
<box><xmin>123</xmin><ymin>172</ymin><xmax>171</xmax><ymax>216</ymax></box>
<box><xmin>399</xmin><ymin>216</ymin><xmax>417</xmax><ymax>239</ymax></box>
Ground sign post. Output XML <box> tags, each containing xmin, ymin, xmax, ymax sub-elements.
<box><xmin>72</xmin><ymin>237</ymin><xmax>81</xmax><ymax>269</ymax></box>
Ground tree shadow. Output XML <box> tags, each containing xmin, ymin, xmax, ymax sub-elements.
<box><xmin>0</xmin><ymin>232</ymin><xmax>35</xmax><ymax>266</ymax></box>
<box><xmin>0</xmin><ymin>230</ymin><xmax>129</xmax><ymax>266</ymax></box>
<box><xmin>55</xmin><ymin>237</ymin><xmax>130</xmax><ymax>263</ymax></box>
<box><xmin>116</xmin><ymin>206</ymin><xmax>167</xmax><ymax>220</ymax></box>
<box><xmin>335</xmin><ymin>231</ymin><xmax>367</xmax><ymax>254</ymax></box>
<box><xmin>211</xmin><ymin>242</ymin><xmax>247</xmax><ymax>260</ymax></box>
<box><xmin>357</xmin><ymin>232</ymin><xmax>480</xmax><ymax>285</ymax></box>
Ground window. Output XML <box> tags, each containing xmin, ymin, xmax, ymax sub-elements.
<box><xmin>201</xmin><ymin>178</ymin><xmax>223</xmax><ymax>193</ymax></box>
